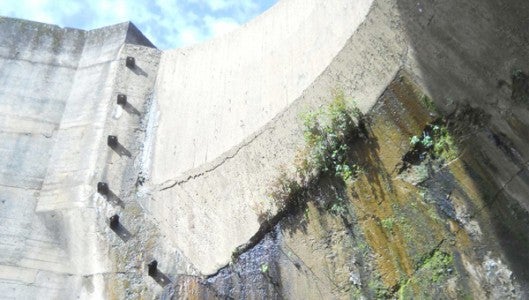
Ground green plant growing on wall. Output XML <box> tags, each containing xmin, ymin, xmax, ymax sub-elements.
<box><xmin>301</xmin><ymin>92</ymin><xmax>363</xmax><ymax>181</ymax></box>
<box><xmin>421</xmin><ymin>134</ymin><xmax>433</xmax><ymax>148</ymax></box>
<box><xmin>421</xmin><ymin>95</ymin><xmax>436</xmax><ymax>112</ymax></box>
<box><xmin>409</xmin><ymin>123</ymin><xmax>458</xmax><ymax>162</ymax></box>
<box><xmin>431</xmin><ymin>125</ymin><xmax>457</xmax><ymax>161</ymax></box>
<box><xmin>381</xmin><ymin>218</ymin><xmax>396</xmax><ymax>232</ymax></box>
<box><xmin>329</xmin><ymin>195</ymin><xmax>348</xmax><ymax>216</ymax></box>
<box><xmin>367</xmin><ymin>273</ymin><xmax>391</xmax><ymax>299</ymax></box>
<box><xmin>410</xmin><ymin>135</ymin><xmax>421</xmax><ymax>146</ymax></box>
<box><xmin>260</xmin><ymin>263</ymin><xmax>269</xmax><ymax>274</ymax></box>
<box><xmin>267</xmin><ymin>91</ymin><xmax>364</xmax><ymax>220</ymax></box>
<box><xmin>397</xmin><ymin>250</ymin><xmax>454</xmax><ymax>299</ymax></box>
<box><xmin>423</xmin><ymin>251</ymin><xmax>453</xmax><ymax>282</ymax></box>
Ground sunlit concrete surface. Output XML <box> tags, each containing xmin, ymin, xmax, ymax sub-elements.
<box><xmin>146</xmin><ymin>0</ymin><xmax>375</xmax><ymax>274</ymax></box>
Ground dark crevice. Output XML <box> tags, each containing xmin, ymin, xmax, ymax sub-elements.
<box><xmin>230</xmin><ymin>179</ymin><xmax>312</xmax><ymax>263</ymax></box>
<box><xmin>511</xmin><ymin>70</ymin><xmax>529</xmax><ymax>104</ymax></box>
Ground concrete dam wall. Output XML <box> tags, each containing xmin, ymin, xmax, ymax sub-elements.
<box><xmin>1</xmin><ymin>0</ymin><xmax>529</xmax><ymax>298</ymax></box>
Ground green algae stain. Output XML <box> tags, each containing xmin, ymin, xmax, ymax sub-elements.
<box><xmin>397</xmin><ymin>250</ymin><xmax>454</xmax><ymax>300</ymax></box>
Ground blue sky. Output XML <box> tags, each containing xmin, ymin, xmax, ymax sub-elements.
<box><xmin>0</xmin><ymin>0</ymin><xmax>277</xmax><ymax>49</ymax></box>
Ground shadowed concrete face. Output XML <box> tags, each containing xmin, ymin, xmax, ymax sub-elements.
<box><xmin>396</xmin><ymin>0</ymin><xmax>529</xmax><ymax>296</ymax></box>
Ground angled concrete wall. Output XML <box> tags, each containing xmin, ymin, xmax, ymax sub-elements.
<box><xmin>0</xmin><ymin>19</ymin><xmax>87</xmax><ymax>299</ymax></box>
<box><xmin>0</xmin><ymin>18</ymin><xmax>160</xmax><ymax>298</ymax></box>
<box><xmin>151</xmin><ymin>0</ymin><xmax>374</xmax><ymax>182</ymax></box>
<box><xmin>145</xmin><ymin>0</ymin><xmax>375</xmax><ymax>275</ymax></box>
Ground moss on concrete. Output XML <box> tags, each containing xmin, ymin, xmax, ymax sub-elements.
<box><xmin>397</xmin><ymin>250</ymin><xmax>454</xmax><ymax>299</ymax></box>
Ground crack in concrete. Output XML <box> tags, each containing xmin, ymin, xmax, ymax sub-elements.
<box><xmin>489</xmin><ymin>160</ymin><xmax>529</xmax><ymax>203</ymax></box>
<box><xmin>158</xmin><ymin>124</ymin><xmax>275</xmax><ymax>191</ymax></box>
<box><xmin>455</xmin><ymin>158</ymin><xmax>529</xmax><ymax>226</ymax></box>
<box><xmin>155</xmin><ymin>50</ymin><xmax>405</xmax><ymax>193</ymax></box>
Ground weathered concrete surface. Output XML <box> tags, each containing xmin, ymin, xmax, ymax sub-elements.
<box><xmin>0</xmin><ymin>19</ymin><xmax>87</xmax><ymax>299</ymax></box>
<box><xmin>2</xmin><ymin>0</ymin><xmax>529</xmax><ymax>297</ymax></box>
<box><xmin>151</xmin><ymin>0</ymin><xmax>374</xmax><ymax>181</ymax></box>
<box><xmin>0</xmin><ymin>18</ymin><xmax>166</xmax><ymax>299</ymax></box>
<box><xmin>146</xmin><ymin>0</ymin><xmax>379</xmax><ymax>275</ymax></box>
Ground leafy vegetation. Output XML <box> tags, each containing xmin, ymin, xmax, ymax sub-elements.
<box><xmin>422</xmin><ymin>251</ymin><xmax>453</xmax><ymax>282</ymax></box>
<box><xmin>397</xmin><ymin>250</ymin><xmax>454</xmax><ymax>299</ymax></box>
<box><xmin>421</xmin><ymin>95</ymin><xmax>436</xmax><ymax>112</ymax></box>
<box><xmin>410</xmin><ymin>94</ymin><xmax>458</xmax><ymax>162</ymax></box>
<box><xmin>330</xmin><ymin>196</ymin><xmax>347</xmax><ymax>216</ymax></box>
<box><xmin>409</xmin><ymin>123</ymin><xmax>458</xmax><ymax>162</ymax></box>
<box><xmin>431</xmin><ymin>125</ymin><xmax>458</xmax><ymax>160</ymax></box>
<box><xmin>381</xmin><ymin>218</ymin><xmax>396</xmax><ymax>232</ymax></box>
<box><xmin>269</xmin><ymin>92</ymin><xmax>364</xmax><ymax>213</ymax></box>
<box><xmin>260</xmin><ymin>263</ymin><xmax>269</xmax><ymax>274</ymax></box>
<box><xmin>301</xmin><ymin>92</ymin><xmax>363</xmax><ymax>181</ymax></box>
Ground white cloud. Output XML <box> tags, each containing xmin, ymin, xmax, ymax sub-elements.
<box><xmin>178</xmin><ymin>26</ymin><xmax>205</xmax><ymax>46</ymax></box>
<box><xmin>206</xmin><ymin>0</ymin><xmax>230</xmax><ymax>11</ymax></box>
<box><xmin>189</xmin><ymin>0</ymin><xmax>258</xmax><ymax>13</ymax></box>
<box><xmin>0</xmin><ymin>0</ymin><xmax>277</xmax><ymax>49</ymax></box>
<box><xmin>204</xmin><ymin>16</ymin><xmax>239</xmax><ymax>37</ymax></box>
